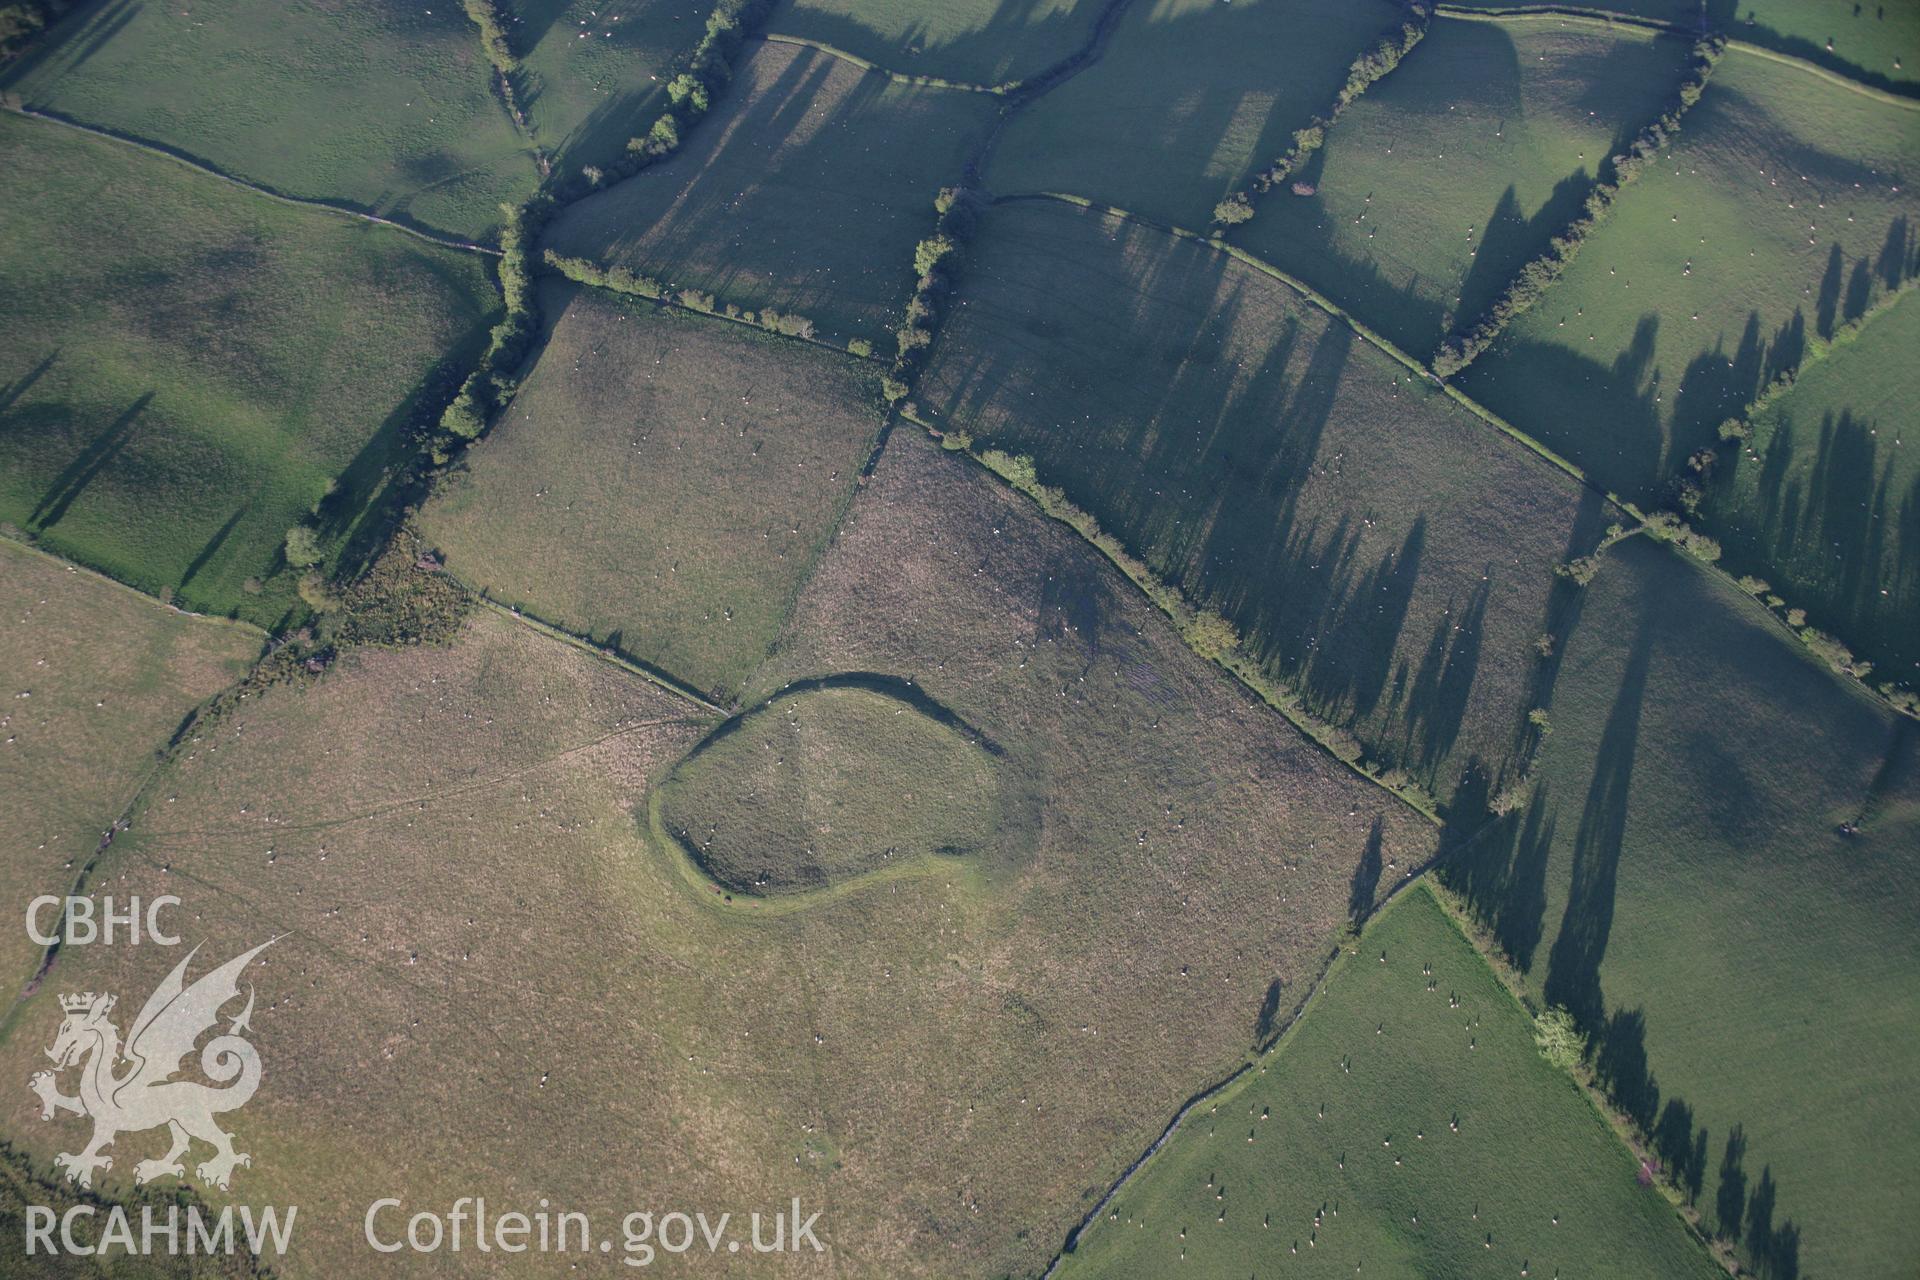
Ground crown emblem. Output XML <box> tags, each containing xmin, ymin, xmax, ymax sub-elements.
<box><xmin>59</xmin><ymin>992</ymin><xmax>110</xmax><ymax>1014</ymax></box>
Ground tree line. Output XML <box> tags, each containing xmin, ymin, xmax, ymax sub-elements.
<box><xmin>426</xmin><ymin>0</ymin><xmax>776</xmax><ymax>462</ymax></box>
<box><xmin>1431</xmin><ymin>35</ymin><xmax>1726</xmax><ymax>378</ymax></box>
<box><xmin>1212</xmin><ymin>4</ymin><xmax>1433</xmax><ymax>229</ymax></box>
<box><xmin>882</xmin><ymin>185</ymin><xmax>979</xmax><ymax>402</ymax></box>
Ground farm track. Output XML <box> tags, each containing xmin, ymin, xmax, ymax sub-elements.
<box><xmin>0</xmin><ymin>105</ymin><xmax>507</xmax><ymax>256</ymax></box>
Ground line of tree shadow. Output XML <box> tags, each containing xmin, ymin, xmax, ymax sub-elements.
<box><xmin>1439</xmin><ymin>600</ymin><xmax>1804</xmax><ymax>1278</ymax></box>
<box><xmin>546</xmin><ymin>41</ymin><xmax>991</xmax><ymax>337</ymax></box>
<box><xmin>927</xmin><ymin>201</ymin><xmax>1523</xmax><ymax>794</ymax></box>
<box><xmin>1467</xmin><ymin>212</ymin><xmax>1915</xmax><ymax>506</ymax></box>
<box><xmin>0</xmin><ymin>0</ymin><xmax>140</xmax><ymax>91</ymax></box>
<box><xmin>25</xmin><ymin>391</ymin><xmax>148</xmax><ymax>532</ymax></box>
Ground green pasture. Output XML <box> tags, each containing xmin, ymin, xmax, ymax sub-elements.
<box><xmin>0</xmin><ymin>0</ymin><xmax>538</xmax><ymax>240</ymax></box>
<box><xmin>987</xmin><ymin>0</ymin><xmax>1405</xmax><ymax>229</ymax></box>
<box><xmin>921</xmin><ymin>198</ymin><xmax>1599</xmax><ymax>799</ymax></box>
<box><xmin>766</xmin><ymin>0</ymin><xmax>1103</xmax><ymax>86</ymax></box>
<box><xmin>1057</xmin><ymin>884</ymin><xmax>1719</xmax><ymax>1280</ymax></box>
<box><xmin>1705</xmin><ymin>285</ymin><xmax>1920</xmax><ymax>688</ymax></box>
<box><xmin>1458</xmin><ymin>47</ymin><xmax>1920</xmax><ymax>503</ymax></box>
<box><xmin>1444</xmin><ymin>0</ymin><xmax>1918</xmax><ymax>92</ymax></box>
<box><xmin>1233</xmin><ymin>15</ymin><xmax>1695</xmax><ymax>359</ymax></box>
<box><xmin>508</xmin><ymin>0</ymin><xmax>704</xmax><ymax>174</ymax></box>
<box><xmin>542</xmin><ymin>39</ymin><xmax>997</xmax><ymax>344</ymax></box>
<box><xmin>658</xmin><ymin>681</ymin><xmax>1003</xmax><ymax>894</ymax></box>
<box><xmin>1444</xmin><ymin>534</ymin><xmax>1920</xmax><ymax>1280</ymax></box>
<box><xmin>418</xmin><ymin>280</ymin><xmax>883</xmax><ymax>701</ymax></box>
<box><xmin>0</xmin><ymin>112</ymin><xmax>501</xmax><ymax>627</ymax></box>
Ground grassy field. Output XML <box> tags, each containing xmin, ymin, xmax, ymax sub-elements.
<box><xmin>659</xmin><ymin>681</ymin><xmax>1005</xmax><ymax>895</ymax></box>
<box><xmin>1444</xmin><ymin>534</ymin><xmax>1919</xmax><ymax>1280</ymax></box>
<box><xmin>0</xmin><ymin>539</ymin><xmax>256</xmax><ymax>998</ymax></box>
<box><xmin>0</xmin><ymin>428</ymin><xmax>1435</xmax><ymax>1279</ymax></box>
<box><xmin>1232</xmin><ymin>15</ymin><xmax>1695</xmax><ymax>359</ymax></box>
<box><xmin>0</xmin><ymin>0</ymin><xmax>538</xmax><ymax>241</ymax></box>
<box><xmin>767</xmin><ymin>0</ymin><xmax>1104</xmax><ymax>86</ymax></box>
<box><xmin>541</xmin><ymin>39</ymin><xmax>999</xmax><ymax>345</ymax></box>
<box><xmin>508</xmin><ymin>0</ymin><xmax>706</xmax><ymax>175</ymax></box>
<box><xmin>986</xmin><ymin>0</ymin><xmax>1405</xmax><ymax>229</ymax></box>
<box><xmin>1704</xmin><ymin>285</ymin><xmax>1920</xmax><ymax>690</ymax></box>
<box><xmin>1057</xmin><ymin>883</ymin><xmax>1718</xmax><ymax>1279</ymax></box>
<box><xmin>1445</xmin><ymin>0</ymin><xmax>1919</xmax><ymax>92</ymax></box>
<box><xmin>0</xmin><ymin>112</ymin><xmax>501</xmax><ymax>628</ymax></box>
<box><xmin>1735</xmin><ymin>0</ymin><xmax>1920</xmax><ymax>91</ymax></box>
<box><xmin>1458</xmin><ymin>47</ymin><xmax>1920</xmax><ymax>503</ymax></box>
<box><xmin>418</xmin><ymin>280</ymin><xmax>884</xmax><ymax>701</ymax></box>
<box><xmin>921</xmin><ymin>199</ymin><xmax>1600</xmax><ymax>801</ymax></box>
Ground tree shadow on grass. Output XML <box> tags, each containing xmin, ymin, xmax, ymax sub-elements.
<box><xmin>26</xmin><ymin>392</ymin><xmax>149</xmax><ymax>532</ymax></box>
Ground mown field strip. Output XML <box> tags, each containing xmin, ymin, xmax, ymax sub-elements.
<box><xmin>0</xmin><ymin>105</ymin><xmax>504</xmax><ymax>255</ymax></box>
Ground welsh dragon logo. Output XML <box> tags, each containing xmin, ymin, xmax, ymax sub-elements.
<box><xmin>29</xmin><ymin>939</ymin><xmax>276</xmax><ymax>1191</ymax></box>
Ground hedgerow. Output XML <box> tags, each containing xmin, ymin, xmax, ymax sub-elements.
<box><xmin>884</xmin><ymin>186</ymin><xmax>979</xmax><ymax>401</ymax></box>
<box><xmin>1211</xmin><ymin>5</ymin><xmax>1432</xmax><ymax>229</ymax></box>
<box><xmin>460</xmin><ymin>0</ymin><xmax>516</xmax><ymax>73</ymax></box>
<box><xmin>432</xmin><ymin>194</ymin><xmax>552</xmax><ymax>459</ymax></box>
<box><xmin>1431</xmin><ymin>35</ymin><xmax>1725</xmax><ymax>377</ymax></box>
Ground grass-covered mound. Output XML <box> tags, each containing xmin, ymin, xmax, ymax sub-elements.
<box><xmin>2</xmin><ymin>429</ymin><xmax>1435</xmax><ymax>1278</ymax></box>
<box><xmin>1445</xmin><ymin>534</ymin><xmax>1920</xmax><ymax>1279</ymax></box>
<box><xmin>541</xmin><ymin>39</ymin><xmax>998</xmax><ymax>344</ymax></box>
<box><xmin>0</xmin><ymin>539</ymin><xmax>256</xmax><ymax>991</ymax></box>
<box><xmin>1057</xmin><ymin>884</ymin><xmax>1718</xmax><ymax>1280</ymax></box>
<box><xmin>419</xmin><ymin>281</ymin><xmax>883</xmax><ymax>700</ymax></box>
<box><xmin>658</xmin><ymin>681</ymin><xmax>1003</xmax><ymax>894</ymax></box>
<box><xmin>1232</xmin><ymin>15</ymin><xmax>1696</xmax><ymax>358</ymax></box>
<box><xmin>0</xmin><ymin>0</ymin><xmax>538</xmax><ymax>240</ymax></box>
<box><xmin>0</xmin><ymin>113</ymin><xmax>501</xmax><ymax>626</ymax></box>
<box><xmin>1703</xmin><ymin>286</ymin><xmax>1920</xmax><ymax>691</ymax></box>
<box><xmin>1459</xmin><ymin>47</ymin><xmax>1920</xmax><ymax>503</ymax></box>
<box><xmin>920</xmin><ymin>198</ymin><xmax>1596</xmax><ymax>799</ymax></box>
<box><xmin>987</xmin><ymin>0</ymin><xmax>1405</xmax><ymax>229</ymax></box>
<box><xmin>767</xmin><ymin>0</ymin><xmax>1105</xmax><ymax>87</ymax></box>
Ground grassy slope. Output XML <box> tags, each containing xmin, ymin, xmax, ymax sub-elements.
<box><xmin>418</xmin><ymin>280</ymin><xmax>884</xmax><ymax>701</ymax></box>
<box><xmin>922</xmin><ymin>199</ymin><xmax>1599</xmax><ymax>800</ymax></box>
<box><xmin>1445</xmin><ymin>534</ymin><xmax>1919</xmax><ymax>1280</ymax></box>
<box><xmin>0</xmin><ymin>540</ymin><xmax>256</xmax><ymax>995</ymax></box>
<box><xmin>1705</xmin><ymin>285</ymin><xmax>1920</xmax><ymax>687</ymax></box>
<box><xmin>1458</xmin><ymin>48</ymin><xmax>1920</xmax><ymax>503</ymax></box>
<box><xmin>986</xmin><ymin>0</ymin><xmax>1403</xmax><ymax>229</ymax></box>
<box><xmin>1058</xmin><ymin>884</ymin><xmax>1719</xmax><ymax>1280</ymax></box>
<box><xmin>542</xmin><ymin>39</ymin><xmax>998</xmax><ymax>344</ymax></box>
<box><xmin>1</xmin><ymin>431</ymin><xmax>1434</xmax><ymax>1279</ymax></box>
<box><xmin>659</xmin><ymin>683</ymin><xmax>1003</xmax><ymax>894</ymax></box>
<box><xmin>509</xmin><ymin>0</ymin><xmax>705</xmax><ymax>174</ymax></box>
<box><xmin>0</xmin><ymin>0</ymin><xmax>537</xmax><ymax>241</ymax></box>
<box><xmin>0</xmin><ymin>113</ymin><xmax>501</xmax><ymax>626</ymax></box>
<box><xmin>766</xmin><ymin>0</ymin><xmax>1104</xmax><ymax>86</ymax></box>
<box><xmin>1232</xmin><ymin>16</ymin><xmax>1694</xmax><ymax>359</ymax></box>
